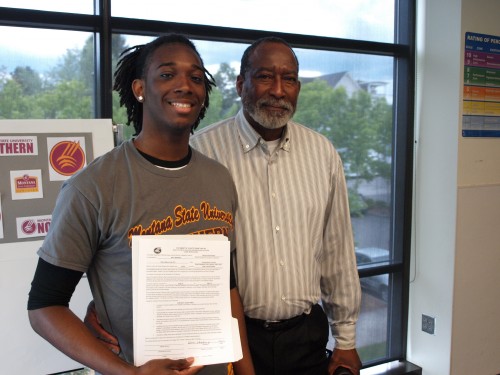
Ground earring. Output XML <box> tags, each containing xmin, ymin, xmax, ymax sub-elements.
<box><xmin>137</xmin><ymin>96</ymin><xmax>144</xmax><ymax>102</ymax></box>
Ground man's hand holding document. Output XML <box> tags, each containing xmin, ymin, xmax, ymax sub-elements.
<box><xmin>132</xmin><ymin>235</ymin><xmax>242</xmax><ymax>367</ymax></box>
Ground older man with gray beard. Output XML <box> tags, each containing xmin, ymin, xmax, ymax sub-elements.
<box><xmin>190</xmin><ymin>37</ymin><xmax>362</xmax><ymax>375</ymax></box>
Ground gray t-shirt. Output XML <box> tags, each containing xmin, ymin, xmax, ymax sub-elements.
<box><xmin>38</xmin><ymin>140</ymin><xmax>237</xmax><ymax>373</ymax></box>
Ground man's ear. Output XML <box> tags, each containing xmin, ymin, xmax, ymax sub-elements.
<box><xmin>236</xmin><ymin>75</ymin><xmax>244</xmax><ymax>97</ymax></box>
<box><xmin>132</xmin><ymin>79</ymin><xmax>144</xmax><ymax>100</ymax></box>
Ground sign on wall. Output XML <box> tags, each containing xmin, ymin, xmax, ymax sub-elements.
<box><xmin>462</xmin><ymin>31</ymin><xmax>500</xmax><ymax>137</ymax></box>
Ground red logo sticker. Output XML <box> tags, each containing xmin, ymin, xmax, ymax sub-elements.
<box><xmin>21</xmin><ymin>219</ymin><xmax>37</xmax><ymax>235</ymax></box>
<box><xmin>49</xmin><ymin>141</ymin><xmax>85</xmax><ymax>176</ymax></box>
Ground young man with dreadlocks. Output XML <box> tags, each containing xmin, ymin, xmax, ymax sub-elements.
<box><xmin>87</xmin><ymin>36</ymin><xmax>363</xmax><ymax>375</ymax></box>
<box><xmin>27</xmin><ymin>34</ymin><xmax>254</xmax><ymax>375</ymax></box>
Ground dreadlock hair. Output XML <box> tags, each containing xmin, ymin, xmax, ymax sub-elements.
<box><xmin>113</xmin><ymin>34</ymin><xmax>216</xmax><ymax>135</ymax></box>
<box><xmin>239</xmin><ymin>36</ymin><xmax>299</xmax><ymax>77</ymax></box>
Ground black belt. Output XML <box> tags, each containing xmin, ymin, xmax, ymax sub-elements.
<box><xmin>245</xmin><ymin>312</ymin><xmax>306</xmax><ymax>331</ymax></box>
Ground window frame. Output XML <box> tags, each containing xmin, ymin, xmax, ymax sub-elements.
<box><xmin>0</xmin><ymin>0</ymin><xmax>416</xmax><ymax>369</ymax></box>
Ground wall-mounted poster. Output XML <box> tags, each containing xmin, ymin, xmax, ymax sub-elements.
<box><xmin>462</xmin><ymin>32</ymin><xmax>500</xmax><ymax>137</ymax></box>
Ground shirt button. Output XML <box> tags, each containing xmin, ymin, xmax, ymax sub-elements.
<box><xmin>272</xmin><ymin>192</ymin><xmax>276</xmax><ymax>198</ymax></box>
<box><xmin>245</xmin><ymin>144</ymin><xmax>250</xmax><ymax>149</ymax></box>
<box><xmin>281</xmin><ymin>295</ymin><xmax>286</xmax><ymax>301</ymax></box>
<box><xmin>280</xmin><ymin>260</ymin><xmax>285</xmax><ymax>266</ymax></box>
<box><xmin>275</xmin><ymin>226</ymin><xmax>280</xmax><ymax>232</ymax></box>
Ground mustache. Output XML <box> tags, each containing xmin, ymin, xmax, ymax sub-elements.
<box><xmin>257</xmin><ymin>98</ymin><xmax>294</xmax><ymax>112</ymax></box>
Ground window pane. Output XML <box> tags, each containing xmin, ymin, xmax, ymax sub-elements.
<box><xmin>357</xmin><ymin>284</ymin><xmax>389</xmax><ymax>362</ymax></box>
<box><xmin>293</xmin><ymin>50</ymin><xmax>393</xmax><ymax>260</ymax></box>
<box><xmin>112</xmin><ymin>0</ymin><xmax>394</xmax><ymax>43</ymax></box>
<box><xmin>0</xmin><ymin>27</ymin><xmax>96</xmax><ymax>119</ymax></box>
<box><xmin>292</xmin><ymin>48</ymin><xmax>394</xmax><ymax>364</ymax></box>
<box><xmin>0</xmin><ymin>0</ymin><xmax>94</xmax><ymax>14</ymax></box>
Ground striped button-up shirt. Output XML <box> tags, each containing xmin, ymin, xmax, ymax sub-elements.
<box><xmin>191</xmin><ymin>110</ymin><xmax>361</xmax><ymax>349</ymax></box>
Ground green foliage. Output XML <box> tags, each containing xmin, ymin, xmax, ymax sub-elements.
<box><xmin>212</xmin><ymin>62</ymin><xmax>239</xmax><ymax>116</ymax></box>
<box><xmin>48</xmin><ymin>47</ymin><xmax>82</xmax><ymax>84</ymax></box>
<box><xmin>12</xmin><ymin>66</ymin><xmax>42</xmax><ymax>95</ymax></box>
<box><xmin>369</xmin><ymin>97</ymin><xmax>393</xmax><ymax>178</ymax></box>
<box><xmin>37</xmin><ymin>80</ymin><xmax>93</xmax><ymax>118</ymax></box>
<box><xmin>112</xmin><ymin>90</ymin><xmax>136</xmax><ymax>140</ymax></box>
<box><xmin>294</xmin><ymin>79</ymin><xmax>392</xmax><ymax>184</ymax></box>
<box><xmin>348</xmin><ymin>187</ymin><xmax>369</xmax><ymax>217</ymax></box>
<box><xmin>197</xmin><ymin>86</ymin><xmax>241</xmax><ymax>130</ymax></box>
<box><xmin>293</xmin><ymin>79</ymin><xmax>392</xmax><ymax>215</ymax></box>
<box><xmin>198</xmin><ymin>87</ymin><xmax>224</xmax><ymax>129</ymax></box>
<box><xmin>0</xmin><ymin>79</ymin><xmax>40</xmax><ymax>118</ymax></box>
<box><xmin>0</xmin><ymin>76</ymin><xmax>92</xmax><ymax>119</ymax></box>
<box><xmin>0</xmin><ymin>34</ymin><xmax>128</xmax><ymax>122</ymax></box>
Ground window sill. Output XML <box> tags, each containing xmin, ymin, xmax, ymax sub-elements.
<box><xmin>361</xmin><ymin>360</ymin><xmax>422</xmax><ymax>375</ymax></box>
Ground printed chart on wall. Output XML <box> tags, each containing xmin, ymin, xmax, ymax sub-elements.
<box><xmin>462</xmin><ymin>32</ymin><xmax>500</xmax><ymax>137</ymax></box>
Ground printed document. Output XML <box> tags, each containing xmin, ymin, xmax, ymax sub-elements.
<box><xmin>132</xmin><ymin>235</ymin><xmax>242</xmax><ymax>366</ymax></box>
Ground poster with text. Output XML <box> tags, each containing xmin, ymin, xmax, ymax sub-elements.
<box><xmin>462</xmin><ymin>32</ymin><xmax>500</xmax><ymax>137</ymax></box>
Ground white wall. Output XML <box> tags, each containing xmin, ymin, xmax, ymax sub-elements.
<box><xmin>409</xmin><ymin>1</ymin><xmax>500</xmax><ymax>374</ymax></box>
<box><xmin>453</xmin><ymin>0</ymin><xmax>500</xmax><ymax>373</ymax></box>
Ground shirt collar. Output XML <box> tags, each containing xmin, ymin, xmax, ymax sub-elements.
<box><xmin>236</xmin><ymin>109</ymin><xmax>292</xmax><ymax>154</ymax></box>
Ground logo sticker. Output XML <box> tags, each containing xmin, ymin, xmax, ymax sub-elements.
<box><xmin>10</xmin><ymin>169</ymin><xmax>44</xmax><ymax>200</ymax></box>
<box><xmin>47</xmin><ymin>137</ymin><xmax>87</xmax><ymax>181</ymax></box>
<box><xmin>16</xmin><ymin>215</ymin><xmax>52</xmax><ymax>239</ymax></box>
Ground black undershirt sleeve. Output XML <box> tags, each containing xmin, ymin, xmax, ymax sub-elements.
<box><xmin>27</xmin><ymin>258</ymin><xmax>83</xmax><ymax>310</ymax></box>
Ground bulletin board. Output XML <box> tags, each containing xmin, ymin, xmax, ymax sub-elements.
<box><xmin>0</xmin><ymin>119</ymin><xmax>114</xmax><ymax>375</ymax></box>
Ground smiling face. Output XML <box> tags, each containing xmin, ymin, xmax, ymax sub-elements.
<box><xmin>237</xmin><ymin>41</ymin><xmax>301</xmax><ymax>136</ymax></box>
<box><xmin>132</xmin><ymin>43</ymin><xmax>207</xmax><ymax>136</ymax></box>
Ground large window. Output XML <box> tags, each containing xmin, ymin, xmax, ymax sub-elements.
<box><xmin>111</xmin><ymin>0</ymin><xmax>394</xmax><ymax>43</ymax></box>
<box><xmin>0</xmin><ymin>0</ymin><xmax>415</xmax><ymax>370</ymax></box>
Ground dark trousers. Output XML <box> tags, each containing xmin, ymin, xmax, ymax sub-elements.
<box><xmin>245</xmin><ymin>304</ymin><xmax>330</xmax><ymax>375</ymax></box>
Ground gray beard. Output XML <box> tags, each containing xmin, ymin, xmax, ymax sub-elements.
<box><xmin>244</xmin><ymin>97</ymin><xmax>294</xmax><ymax>130</ymax></box>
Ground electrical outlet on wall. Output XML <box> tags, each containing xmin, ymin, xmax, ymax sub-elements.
<box><xmin>422</xmin><ymin>314</ymin><xmax>435</xmax><ymax>335</ymax></box>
